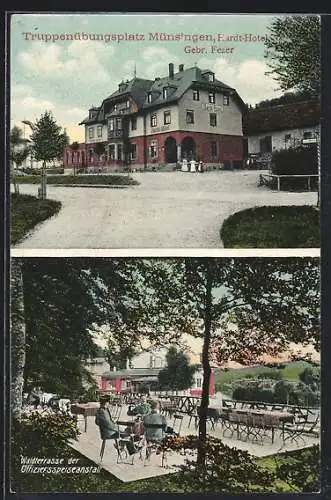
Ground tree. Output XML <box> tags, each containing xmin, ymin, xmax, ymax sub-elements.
<box><xmin>116</xmin><ymin>258</ymin><xmax>319</xmax><ymax>471</ymax></box>
<box><xmin>10</xmin><ymin>259</ymin><xmax>26</xmax><ymax>420</ymax></box>
<box><xmin>264</xmin><ymin>15</ymin><xmax>321</xmax><ymax>96</ymax></box>
<box><xmin>158</xmin><ymin>346</ymin><xmax>197</xmax><ymax>392</ymax></box>
<box><xmin>10</xmin><ymin>126</ymin><xmax>30</xmax><ymax>195</ymax></box>
<box><xmin>18</xmin><ymin>258</ymin><xmax>104</xmax><ymax>398</ymax></box>
<box><xmin>30</xmin><ymin>111</ymin><xmax>69</xmax><ymax>199</ymax></box>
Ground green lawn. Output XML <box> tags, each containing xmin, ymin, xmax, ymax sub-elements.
<box><xmin>220</xmin><ymin>206</ymin><xmax>320</xmax><ymax>248</ymax></box>
<box><xmin>11</xmin><ymin>193</ymin><xmax>62</xmax><ymax>245</ymax></box>
<box><xmin>16</xmin><ymin>174</ymin><xmax>139</xmax><ymax>186</ymax></box>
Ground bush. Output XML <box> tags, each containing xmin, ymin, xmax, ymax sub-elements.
<box><xmin>162</xmin><ymin>435</ymin><xmax>275</xmax><ymax>492</ymax></box>
<box><xmin>272</xmin><ymin>145</ymin><xmax>317</xmax><ymax>176</ymax></box>
<box><xmin>274</xmin><ymin>445</ymin><xmax>320</xmax><ymax>492</ymax></box>
<box><xmin>221</xmin><ymin>205</ymin><xmax>320</xmax><ymax>248</ymax></box>
<box><xmin>257</xmin><ymin>369</ymin><xmax>283</xmax><ymax>380</ymax></box>
<box><xmin>11</xmin><ymin>412</ymin><xmax>80</xmax><ymax>491</ymax></box>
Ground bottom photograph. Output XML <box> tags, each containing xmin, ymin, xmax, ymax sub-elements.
<box><xmin>9</xmin><ymin>257</ymin><xmax>320</xmax><ymax>494</ymax></box>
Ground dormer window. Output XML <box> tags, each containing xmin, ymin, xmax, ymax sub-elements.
<box><xmin>163</xmin><ymin>87</ymin><xmax>168</xmax><ymax>99</ymax></box>
<box><xmin>208</xmin><ymin>72</ymin><xmax>215</xmax><ymax>82</ymax></box>
<box><xmin>147</xmin><ymin>92</ymin><xmax>152</xmax><ymax>103</ymax></box>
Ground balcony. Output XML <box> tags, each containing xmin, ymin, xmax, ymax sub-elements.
<box><xmin>108</xmin><ymin>128</ymin><xmax>125</xmax><ymax>140</ymax></box>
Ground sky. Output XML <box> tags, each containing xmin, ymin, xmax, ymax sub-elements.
<box><xmin>10</xmin><ymin>13</ymin><xmax>286</xmax><ymax>142</ymax></box>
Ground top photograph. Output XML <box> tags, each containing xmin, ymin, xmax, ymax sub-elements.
<box><xmin>10</xmin><ymin>13</ymin><xmax>321</xmax><ymax>249</ymax></box>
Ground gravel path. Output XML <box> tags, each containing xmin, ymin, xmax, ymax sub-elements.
<box><xmin>12</xmin><ymin>171</ymin><xmax>317</xmax><ymax>249</ymax></box>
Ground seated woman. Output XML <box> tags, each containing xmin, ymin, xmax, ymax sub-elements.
<box><xmin>132</xmin><ymin>396</ymin><xmax>151</xmax><ymax>416</ymax></box>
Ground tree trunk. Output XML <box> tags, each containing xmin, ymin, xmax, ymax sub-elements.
<box><xmin>197</xmin><ymin>259</ymin><xmax>213</xmax><ymax>473</ymax></box>
<box><xmin>40</xmin><ymin>160</ymin><xmax>47</xmax><ymax>199</ymax></box>
<box><xmin>11</xmin><ymin>161</ymin><xmax>20</xmax><ymax>195</ymax></box>
<box><xmin>10</xmin><ymin>259</ymin><xmax>26</xmax><ymax>420</ymax></box>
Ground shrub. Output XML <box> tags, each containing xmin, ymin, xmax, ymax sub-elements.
<box><xmin>274</xmin><ymin>445</ymin><xmax>320</xmax><ymax>492</ymax></box>
<box><xmin>11</xmin><ymin>412</ymin><xmax>80</xmax><ymax>491</ymax></box>
<box><xmin>162</xmin><ymin>435</ymin><xmax>275</xmax><ymax>492</ymax></box>
<box><xmin>257</xmin><ymin>369</ymin><xmax>283</xmax><ymax>380</ymax></box>
<box><xmin>272</xmin><ymin>145</ymin><xmax>317</xmax><ymax>176</ymax></box>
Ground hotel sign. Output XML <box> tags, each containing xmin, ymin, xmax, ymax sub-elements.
<box><xmin>204</xmin><ymin>104</ymin><xmax>223</xmax><ymax>112</ymax></box>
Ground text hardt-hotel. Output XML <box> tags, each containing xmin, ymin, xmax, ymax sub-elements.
<box><xmin>64</xmin><ymin>63</ymin><xmax>245</xmax><ymax>170</ymax></box>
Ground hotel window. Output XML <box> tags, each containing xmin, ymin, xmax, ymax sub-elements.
<box><xmin>163</xmin><ymin>87</ymin><xmax>168</xmax><ymax>99</ymax></box>
<box><xmin>108</xmin><ymin>144</ymin><xmax>115</xmax><ymax>160</ymax></box>
<box><xmin>211</xmin><ymin>141</ymin><xmax>218</xmax><ymax>158</ymax></box>
<box><xmin>285</xmin><ymin>133</ymin><xmax>291</xmax><ymax>142</ymax></box>
<box><xmin>210</xmin><ymin>113</ymin><xmax>217</xmax><ymax>127</ymax></box>
<box><xmin>116</xmin><ymin>117</ymin><xmax>122</xmax><ymax>129</ymax></box>
<box><xmin>97</xmin><ymin>125</ymin><xmax>102</xmax><ymax>137</ymax></box>
<box><xmin>164</xmin><ymin>110</ymin><xmax>171</xmax><ymax>125</ymax></box>
<box><xmin>208</xmin><ymin>72</ymin><xmax>215</xmax><ymax>82</ymax></box>
<box><xmin>131</xmin><ymin>116</ymin><xmax>137</xmax><ymax>130</ymax></box>
<box><xmin>303</xmin><ymin>131</ymin><xmax>313</xmax><ymax>139</ymax></box>
<box><xmin>130</xmin><ymin>143</ymin><xmax>137</xmax><ymax>160</ymax></box>
<box><xmin>151</xmin><ymin>114</ymin><xmax>157</xmax><ymax>127</ymax></box>
<box><xmin>114</xmin><ymin>104</ymin><xmax>117</xmax><ymax>112</ymax></box>
<box><xmin>109</xmin><ymin>118</ymin><xmax>114</xmax><ymax>131</ymax></box>
<box><xmin>150</xmin><ymin>141</ymin><xmax>157</xmax><ymax>158</ymax></box>
<box><xmin>223</xmin><ymin>94</ymin><xmax>230</xmax><ymax>105</ymax></box>
<box><xmin>147</xmin><ymin>92</ymin><xmax>152</xmax><ymax>103</ymax></box>
<box><xmin>196</xmin><ymin>378</ymin><xmax>202</xmax><ymax>388</ymax></box>
<box><xmin>209</xmin><ymin>92</ymin><xmax>215</xmax><ymax>104</ymax></box>
<box><xmin>126</xmin><ymin>99</ymin><xmax>130</xmax><ymax>108</ymax></box>
<box><xmin>88</xmin><ymin>127</ymin><xmax>94</xmax><ymax>139</ymax></box>
<box><xmin>186</xmin><ymin>110</ymin><xmax>194</xmax><ymax>124</ymax></box>
<box><xmin>193</xmin><ymin>89</ymin><xmax>200</xmax><ymax>101</ymax></box>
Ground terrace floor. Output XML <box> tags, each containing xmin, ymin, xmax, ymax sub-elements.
<box><xmin>69</xmin><ymin>409</ymin><xmax>319</xmax><ymax>482</ymax></box>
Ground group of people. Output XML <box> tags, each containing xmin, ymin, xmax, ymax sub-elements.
<box><xmin>95</xmin><ymin>396</ymin><xmax>169</xmax><ymax>456</ymax></box>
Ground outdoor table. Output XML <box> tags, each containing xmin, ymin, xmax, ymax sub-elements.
<box><xmin>71</xmin><ymin>403</ymin><xmax>99</xmax><ymax>432</ymax></box>
<box><xmin>222</xmin><ymin>408</ymin><xmax>294</xmax><ymax>443</ymax></box>
<box><xmin>117</xmin><ymin>420</ymin><xmax>136</xmax><ymax>427</ymax></box>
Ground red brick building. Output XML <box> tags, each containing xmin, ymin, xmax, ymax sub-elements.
<box><xmin>64</xmin><ymin>63</ymin><xmax>245</xmax><ymax>171</ymax></box>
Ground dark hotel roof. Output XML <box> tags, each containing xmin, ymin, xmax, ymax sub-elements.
<box><xmin>79</xmin><ymin>64</ymin><xmax>246</xmax><ymax>125</ymax></box>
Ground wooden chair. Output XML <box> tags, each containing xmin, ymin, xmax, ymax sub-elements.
<box><xmin>143</xmin><ymin>422</ymin><xmax>167</xmax><ymax>467</ymax></box>
<box><xmin>282</xmin><ymin>413</ymin><xmax>320</xmax><ymax>445</ymax></box>
<box><xmin>172</xmin><ymin>414</ymin><xmax>184</xmax><ymax>436</ymax></box>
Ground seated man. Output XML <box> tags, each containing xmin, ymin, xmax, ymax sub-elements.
<box><xmin>143</xmin><ymin>400</ymin><xmax>167</xmax><ymax>444</ymax></box>
<box><xmin>95</xmin><ymin>395</ymin><xmax>119</xmax><ymax>441</ymax></box>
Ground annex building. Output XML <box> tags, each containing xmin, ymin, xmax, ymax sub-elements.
<box><xmin>63</xmin><ymin>63</ymin><xmax>246</xmax><ymax>171</ymax></box>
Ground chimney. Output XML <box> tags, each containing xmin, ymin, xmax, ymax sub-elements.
<box><xmin>179</xmin><ymin>64</ymin><xmax>184</xmax><ymax>72</ymax></box>
<box><xmin>169</xmin><ymin>63</ymin><xmax>174</xmax><ymax>79</ymax></box>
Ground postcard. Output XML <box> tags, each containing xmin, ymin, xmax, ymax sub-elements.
<box><xmin>9</xmin><ymin>13</ymin><xmax>321</xmax><ymax>251</ymax></box>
